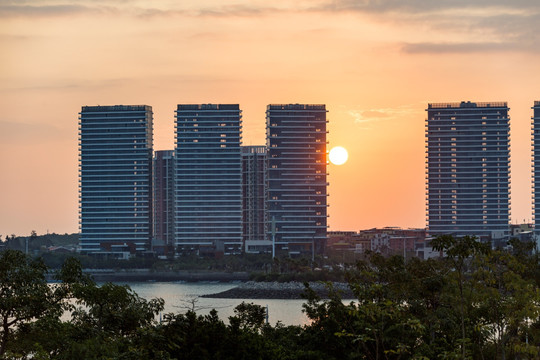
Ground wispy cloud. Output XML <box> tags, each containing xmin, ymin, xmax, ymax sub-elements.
<box><xmin>0</xmin><ymin>78</ymin><xmax>130</xmax><ymax>93</ymax></box>
<box><xmin>0</xmin><ymin>1</ymin><xmax>281</xmax><ymax>19</ymax></box>
<box><xmin>0</xmin><ymin>4</ymin><xmax>110</xmax><ymax>17</ymax></box>
<box><xmin>3</xmin><ymin>1</ymin><xmax>540</xmax><ymax>54</ymax></box>
<box><xmin>312</xmin><ymin>0</ymin><xmax>540</xmax><ymax>14</ymax></box>
<box><xmin>0</xmin><ymin>121</ymin><xmax>67</xmax><ymax>143</ymax></box>
<box><xmin>401</xmin><ymin>42</ymin><xmax>522</xmax><ymax>54</ymax></box>
<box><xmin>349</xmin><ymin>104</ymin><xmax>421</xmax><ymax>126</ymax></box>
<box><xmin>312</xmin><ymin>0</ymin><xmax>540</xmax><ymax>54</ymax></box>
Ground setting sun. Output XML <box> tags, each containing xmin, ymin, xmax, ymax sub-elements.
<box><xmin>329</xmin><ymin>146</ymin><xmax>348</xmax><ymax>165</ymax></box>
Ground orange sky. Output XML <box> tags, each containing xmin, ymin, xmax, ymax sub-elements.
<box><xmin>1</xmin><ymin>1</ymin><xmax>540</xmax><ymax>236</ymax></box>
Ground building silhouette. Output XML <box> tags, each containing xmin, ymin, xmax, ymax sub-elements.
<box><xmin>153</xmin><ymin>150</ymin><xmax>175</xmax><ymax>250</ymax></box>
<box><xmin>266</xmin><ymin>104</ymin><xmax>328</xmax><ymax>256</ymax></box>
<box><xmin>533</xmin><ymin>101</ymin><xmax>540</xmax><ymax>235</ymax></box>
<box><xmin>79</xmin><ymin>105</ymin><xmax>153</xmax><ymax>256</ymax></box>
<box><xmin>175</xmin><ymin>104</ymin><xmax>243</xmax><ymax>255</ymax></box>
<box><xmin>426</xmin><ymin>101</ymin><xmax>510</xmax><ymax>238</ymax></box>
<box><xmin>241</xmin><ymin>146</ymin><xmax>270</xmax><ymax>253</ymax></box>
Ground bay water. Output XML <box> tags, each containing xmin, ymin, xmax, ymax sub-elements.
<box><xmin>124</xmin><ymin>281</ymin><xmax>310</xmax><ymax>326</ymax></box>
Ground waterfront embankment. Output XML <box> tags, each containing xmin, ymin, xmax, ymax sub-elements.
<box><xmin>201</xmin><ymin>281</ymin><xmax>354</xmax><ymax>299</ymax></box>
<box><xmin>47</xmin><ymin>269</ymin><xmax>250</xmax><ymax>282</ymax></box>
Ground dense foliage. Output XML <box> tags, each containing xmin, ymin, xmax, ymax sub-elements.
<box><xmin>2</xmin><ymin>236</ymin><xmax>540</xmax><ymax>359</ymax></box>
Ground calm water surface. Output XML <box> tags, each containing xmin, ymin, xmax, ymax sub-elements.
<box><xmin>122</xmin><ymin>282</ymin><xmax>310</xmax><ymax>326</ymax></box>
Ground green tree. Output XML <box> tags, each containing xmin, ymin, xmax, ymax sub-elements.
<box><xmin>229</xmin><ymin>302</ymin><xmax>267</xmax><ymax>333</ymax></box>
<box><xmin>431</xmin><ymin>235</ymin><xmax>490</xmax><ymax>358</ymax></box>
<box><xmin>472</xmin><ymin>248</ymin><xmax>540</xmax><ymax>359</ymax></box>
<box><xmin>0</xmin><ymin>251</ymin><xmax>87</xmax><ymax>357</ymax></box>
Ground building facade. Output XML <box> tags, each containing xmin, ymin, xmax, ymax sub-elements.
<box><xmin>533</xmin><ymin>102</ymin><xmax>540</xmax><ymax>235</ymax></box>
<box><xmin>426</xmin><ymin>101</ymin><xmax>510</xmax><ymax>238</ymax></box>
<box><xmin>153</xmin><ymin>150</ymin><xmax>175</xmax><ymax>249</ymax></box>
<box><xmin>241</xmin><ymin>146</ymin><xmax>270</xmax><ymax>253</ymax></box>
<box><xmin>175</xmin><ymin>104</ymin><xmax>243</xmax><ymax>255</ymax></box>
<box><xmin>79</xmin><ymin>105</ymin><xmax>153</xmax><ymax>255</ymax></box>
<box><xmin>266</xmin><ymin>104</ymin><xmax>328</xmax><ymax>255</ymax></box>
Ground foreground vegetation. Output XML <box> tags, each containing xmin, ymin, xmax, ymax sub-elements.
<box><xmin>2</xmin><ymin>235</ymin><xmax>540</xmax><ymax>359</ymax></box>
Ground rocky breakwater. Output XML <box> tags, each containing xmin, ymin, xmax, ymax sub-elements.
<box><xmin>201</xmin><ymin>281</ymin><xmax>355</xmax><ymax>300</ymax></box>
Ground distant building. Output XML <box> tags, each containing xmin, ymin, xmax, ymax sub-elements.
<box><xmin>328</xmin><ymin>228</ymin><xmax>427</xmax><ymax>257</ymax></box>
<box><xmin>509</xmin><ymin>223</ymin><xmax>534</xmax><ymax>244</ymax></box>
<box><xmin>533</xmin><ymin>102</ymin><xmax>540</xmax><ymax>236</ymax></box>
<box><xmin>47</xmin><ymin>246</ymin><xmax>75</xmax><ymax>254</ymax></box>
<box><xmin>327</xmin><ymin>231</ymin><xmax>361</xmax><ymax>252</ymax></box>
<box><xmin>175</xmin><ymin>104</ymin><xmax>243</xmax><ymax>255</ymax></box>
<box><xmin>266</xmin><ymin>104</ymin><xmax>328</xmax><ymax>256</ymax></box>
<box><xmin>153</xmin><ymin>150</ymin><xmax>175</xmax><ymax>253</ymax></box>
<box><xmin>241</xmin><ymin>146</ymin><xmax>270</xmax><ymax>253</ymax></box>
<box><xmin>426</xmin><ymin>101</ymin><xmax>510</xmax><ymax>238</ymax></box>
<box><xmin>358</xmin><ymin>227</ymin><xmax>426</xmax><ymax>255</ymax></box>
<box><xmin>79</xmin><ymin>105</ymin><xmax>153</xmax><ymax>256</ymax></box>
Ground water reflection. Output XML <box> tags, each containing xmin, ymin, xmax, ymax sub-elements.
<box><xmin>124</xmin><ymin>282</ymin><xmax>310</xmax><ymax>326</ymax></box>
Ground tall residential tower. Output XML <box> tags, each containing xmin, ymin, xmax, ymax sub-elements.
<box><xmin>266</xmin><ymin>104</ymin><xmax>328</xmax><ymax>256</ymax></box>
<box><xmin>175</xmin><ymin>104</ymin><xmax>243</xmax><ymax>255</ymax></box>
<box><xmin>241</xmin><ymin>145</ymin><xmax>269</xmax><ymax>253</ymax></box>
<box><xmin>79</xmin><ymin>105</ymin><xmax>153</xmax><ymax>256</ymax></box>
<box><xmin>153</xmin><ymin>150</ymin><xmax>175</xmax><ymax>248</ymax></box>
<box><xmin>533</xmin><ymin>101</ymin><xmax>540</xmax><ymax>235</ymax></box>
<box><xmin>426</xmin><ymin>101</ymin><xmax>510</xmax><ymax>238</ymax></box>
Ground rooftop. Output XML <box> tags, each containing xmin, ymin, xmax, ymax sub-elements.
<box><xmin>428</xmin><ymin>101</ymin><xmax>507</xmax><ymax>109</ymax></box>
<box><xmin>267</xmin><ymin>104</ymin><xmax>326</xmax><ymax>111</ymax></box>
<box><xmin>177</xmin><ymin>104</ymin><xmax>240</xmax><ymax>111</ymax></box>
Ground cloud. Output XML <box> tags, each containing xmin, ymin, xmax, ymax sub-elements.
<box><xmin>0</xmin><ymin>121</ymin><xmax>67</xmax><ymax>144</ymax></box>
<box><xmin>196</xmin><ymin>4</ymin><xmax>280</xmax><ymax>17</ymax></box>
<box><xmin>313</xmin><ymin>0</ymin><xmax>540</xmax><ymax>14</ymax></box>
<box><xmin>0</xmin><ymin>33</ymin><xmax>35</xmax><ymax>41</ymax></box>
<box><xmin>0</xmin><ymin>78</ymin><xmax>131</xmax><ymax>93</ymax></box>
<box><xmin>311</xmin><ymin>0</ymin><xmax>540</xmax><ymax>54</ymax></box>
<box><xmin>0</xmin><ymin>4</ymin><xmax>103</xmax><ymax>17</ymax></box>
<box><xmin>349</xmin><ymin>105</ymin><xmax>421</xmax><ymax>125</ymax></box>
<box><xmin>2</xmin><ymin>0</ymin><xmax>540</xmax><ymax>55</ymax></box>
<box><xmin>401</xmin><ymin>42</ymin><xmax>520</xmax><ymax>54</ymax></box>
<box><xmin>0</xmin><ymin>1</ymin><xmax>280</xmax><ymax>19</ymax></box>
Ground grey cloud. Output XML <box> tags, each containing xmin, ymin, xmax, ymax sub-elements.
<box><xmin>0</xmin><ymin>3</ymin><xmax>119</xmax><ymax>18</ymax></box>
<box><xmin>312</xmin><ymin>0</ymin><xmax>540</xmax><ymax>55</ymax></box>
<box><xmin>402</xmin><ymin>42</ymin><xmax>520</xmax><ymax>54</ymax></box>
<box><xmin>313</xmin><ymin>0</ymin><xmax>540</xmax><ymax>14</ymax></box>
<box><xmin>2</xmin><ymin>0</ymin><xmax>540</xmax><ymax>56</ymax></box>
<box><xmin>196</xmin><ymin>5</ymin><xmax>280</xmax><ymax>17</ymax></box>
<box><xmin>0</xmin><ymin>2</ymin><xmax>277</xmax><ymax>19</ymax></box>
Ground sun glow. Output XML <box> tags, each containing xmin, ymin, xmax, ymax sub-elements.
<box><xmin>329</xmin><ymin>146</ymin><xmax>348</xmax><ymax>165</ymax></box>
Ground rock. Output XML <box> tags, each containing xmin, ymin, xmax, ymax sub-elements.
<box><xmin>201</xmin><ymin>281</ymin><xmax>354</xmax><ymax>299</ymax></box>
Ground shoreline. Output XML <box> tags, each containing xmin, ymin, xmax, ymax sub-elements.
<box><xmin>47</xmin><ymin>269</ymin><xmax>250</xmax><ymax>283</ymax></box>
<box><xmin>201</xmin><ymin>281</ymin><xmax>355</xmax><ymax>300</ymax></box>
<box><xmin>46</xmin><ymin>270</ymin><xmax>356</xmax><ymax>299</ymax></box>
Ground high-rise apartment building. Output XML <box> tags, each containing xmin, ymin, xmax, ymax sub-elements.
<box><xmin>426</xmin><ymin>101</ymin><xmax>510</xmax><ymax>238</ymax></box>
<box><xmin>266</xmin><ymin>104</ymin><xmax>328</xmax><ymax>255</ymax></box>
<box><xmin>153</xmin><ymin>150</ymin><xmax>175</xmax><ymax>247</ymax></box>
<box><xmin>533</xmin><ymin>102</ymin><xmax>540</xmax><ymax>234</ymax></box>
<box><xmin>175</xmin><ymin>104</ymin><xmax>243</xmax><ymax>255</ymax></box>
<box><xmin>79</xmin><ymin>105</ymin><xmax>153</xmax><ymax>256</ymax></box>
<box><xmin>241</xmin><ymin>146</ymin><xmax>270</xmax><ymax>253</ymax></box>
